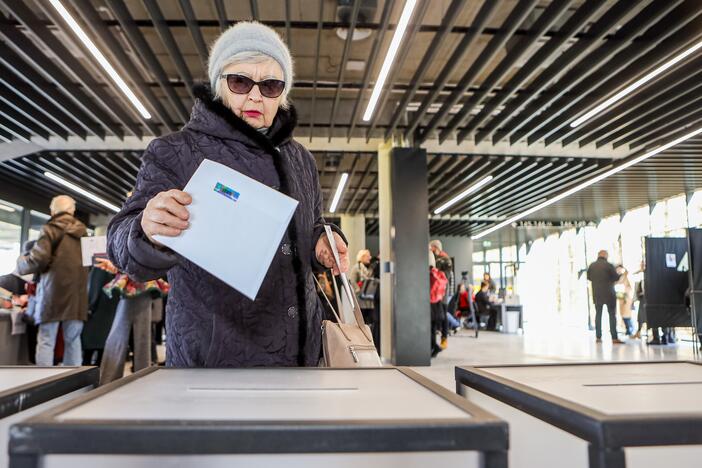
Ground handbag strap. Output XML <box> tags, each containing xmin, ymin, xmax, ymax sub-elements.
<box><xmin>312</xmin><ymin>274</ymin><xmax>352</xmax><ymax>342</ymax></box>
<box><xmin>321</xmin><ymin>226</ymin><xmax>373</xmax><ymax>343</ymax></box>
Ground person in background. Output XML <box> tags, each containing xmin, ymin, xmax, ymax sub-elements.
<box><xmin>16</xmin><ymin>195</ymin><xmax>88</xmax><ymax>366</ymax></box>
<box><xmin>616</xmin><ymin>266</ymin><xmax>634</xmax><ymax>336</ymax></box>
<box><xmin>350</xmin><ymin>249</ymin><xmax>374</xmax><ymax>323</ymax></box>
<box><xmin>430</xmin><ymin>240</ymin><xmax>453</xmax><ymax>349</ymax></box>
<box><xmin>429</xmin><ymin>249</ymin><xmax>447</xmax><ymax>358</ymax></box>
<box><xmin>81</xmin><ymin>259</ymin><xmax>120</xmax><ymax>366</ymax></box>
<box><xmin>482</xmin><ymin>272</ymin><xmax>497</xmax><ymax>294</ymax></box>
<box><xmin>456</xmin><ymin>283</ymin><xmax>473</xmax><ymax>322</ymax></box>
<box><xmin>98</xmin><ymin>258</ymin><xmax>169</xmax><ymax>385</ymax></box>
<box><xmin>632</xmin><ymin>261</ymin><xmax>646</xmax><ymax>339</ymax></box>
<box><xmin>475</xmin><ymin>281</ymin><xmax>497</xmax><ymax>330</ymax></box>
<box><xmin>587</xmin><ymin>250</ymin><xmax>623</xmax><ymax>344</ymax></box>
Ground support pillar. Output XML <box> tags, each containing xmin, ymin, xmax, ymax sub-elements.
<box><xmin>340</xmin><ymin>214</ymin><xmax>366</xmax><ymax>262</ymax></box>
<box><xmin>378</xmin><ymin>143</ymin><xmax>430</xmax><ymax>366</ymax></box>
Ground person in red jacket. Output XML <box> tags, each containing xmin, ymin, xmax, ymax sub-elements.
<box><xmin>429</xmin><ymin>251</ymin><xmax>448</xmax><ymax>358</ymax></box>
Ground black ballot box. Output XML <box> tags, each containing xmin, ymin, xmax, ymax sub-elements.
<box><xmin>456</xmin><ymin>361</ymin><xmax>702</xmax><ymax>468</ymax></box>
<box><xmin>10</xmin><ymin>367</ymin><xmax>508</xmax><ymax>468</ymax></box>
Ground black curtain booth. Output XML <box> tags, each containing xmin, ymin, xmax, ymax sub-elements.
<box><xmin>644</xmin><ymin>237</ymin><xmax>689</xmax><ymax>328</ymax></box>
<box><xmin>687</xmin><ymin>228</ymin><xmax>702</xmax><ymax>335</ymax></box>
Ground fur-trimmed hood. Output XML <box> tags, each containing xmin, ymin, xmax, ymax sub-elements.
<box><xmin>188</xmin><ymin>84</ymin><xmax>297</xmax><ymax>151</ymax></box>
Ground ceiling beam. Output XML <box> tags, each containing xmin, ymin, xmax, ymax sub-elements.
<box><xmin>416</xmin><ymin>0</ymin><xmax>538</xmax><ymax>144</ymax></box>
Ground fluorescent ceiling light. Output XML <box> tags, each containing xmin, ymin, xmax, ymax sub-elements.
<box><xmin>472</xmin><ymin>125</ymin><xmax>702</xmax><ymax>240</ymax></box>
<box><xmin>44</xmin><ymin>171</ymin><xmax>121</xmax><ymax>213</ymax></box>
<box><xmin>0</xmin><ymin>203</ymin><xmax>16</xmax><ymax>213</ymax></box>
<box><xmin>362</xmin><ymin>0</ymin><xmax>417</xmax><ymax>122</ymax></box>
<box><xmin>329</xmin><ymin>172</ymin><xmax>349</xmax><ymax>213</ymax></box>
<box><xmin>570</xmin><ymin>40</ymin><xmax>702</xmax><ymax>128</ymax></box>
<box><xmin>434</xmin><ymin>176</ymin><xmax>494</xmax><ymax>214</ymax></box>
<box><xmin>49</xmin><ymin>0</ymin><xmax>151</xmax><ymax>119</ymax></box>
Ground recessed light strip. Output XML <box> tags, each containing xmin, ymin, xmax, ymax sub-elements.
<box><xmin>49</xmin><ymin>0</ymin><xmax>152</xmax><ymax>119</ymax></box>
<box><xmin>362</xmin><ymin>0</ymin><xmax>417</xmax><ymax>122</ymax></box>
<box><xmin>472</xmin><ymin>125</ymin><xmax>702</xmax><ymax>239</ymax></box>
<box><xmin>434</xmin><ymin>176</ymin><xmax>494</xmax><ymax>214</ymax></box>
<box><xmin>44</xmin><ymin>171</ymin><xmax>121</xmax><ymax>213</ymax></box>
<box><xmin>329</xmin><ymin>172</ymin><xmax>349</xmax><ymax>213</ymax></box>
<box><xmin>570</xmin><ymin>40</ymin><xmax>702</xmax><ymax>128</ymax></box>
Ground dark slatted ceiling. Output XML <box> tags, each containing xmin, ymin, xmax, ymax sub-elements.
<box><xmin>0</xmin><ymin>1</ymin><xmax>701</xmax><ymax>240</ymax></box>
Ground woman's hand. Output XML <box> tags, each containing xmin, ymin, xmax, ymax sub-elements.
<box><xmin>315</xmin><ymin>232</ymin><xmax>349</xmax><ymax>275</ymax></box>
<box><xmin>141</xmin><ymin>189</ymin><xmax>192</xmax><ymax>247</ymax></box>
<box><xmin>95</xmin><ymin>258</ymin><xmax>118</xmax><ymax>274</ymax></box>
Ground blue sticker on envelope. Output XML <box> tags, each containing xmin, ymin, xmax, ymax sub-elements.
<box><xmin>214</xmin><ymin>182</ymin><xmax>240</xmax><ymax>202</ymax></box>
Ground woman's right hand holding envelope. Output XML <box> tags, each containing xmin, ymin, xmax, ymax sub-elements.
<box><xmin>141</xmin><ymin>189</ymin><xmax>192</xmax><ymax>247</ymax></box>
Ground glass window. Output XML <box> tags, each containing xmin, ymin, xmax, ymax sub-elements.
<box><xmin>0</xmin><ymin>200</ymin><xmax>23</xmax><ymax>276</ymax></box>
<box><xmin>472</xmin><ymin>264</ymin><xmax>485</xmax><ymax>292</ymax></box>
<box><xmin>518</xmin><ymin>243</ymin><xmax>528</xmax><ymax>261</ymax></box>
<box><xmin>620</xmin><ymin>206</ymin><xmax>649</xmax><ymax>274</ymax></box>
<box><xmin>502</xmin><ymin>245</ymin><xmax>517</xmax><ymax>262</ymax></box>
<box><xmin>485</xmin><ymin>248</ymin><xmax>500</xmax><ymax>262</ymax></box>
<box><xmin>650</xmin><ymin>201</ymin><xmax>666</xmax><ymax>236</ymax></box>
<box><xmin>688</xmin><ymin>190</ymin><xmax>702</xmax><ymax>228</ymax></box>
<box><xmin>665</xmin><ymin>195</ymin><xmax>687</xmax><ymax>237</ymax></box>
<box><xmin>28</xmin><ymin>210</ymin><xmax>51</xmax><ymax>242</ymax></box>
<box><xmin>472</xmin><ymin>250</ymin><xmax>484</xmax><ymax>263</ymax></box>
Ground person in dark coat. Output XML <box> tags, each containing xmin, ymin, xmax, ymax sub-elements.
<box><xmin>587</xmin><ymin>250</ymin><xmax>623</xmax><ymax>344</ymax></box>
<box><xmin>16</xmin><ymin>195</ymin><xmax>89</xmax><ymax>365</ymax></box>
<box><xmin>81</xmin><ymin>264</ymin><xmax>120</xmax><ymax>365</ymax></box>
<box><xmin>107</xmin><ymin>21</ymin><xmax>348</xmax><ymax>369</ymax></box>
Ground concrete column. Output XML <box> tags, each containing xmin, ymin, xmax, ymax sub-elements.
<box><xmin>378</xmin><ymin>143</ymin><xmax>431</xmax><ymax>366</ymax></box>
<box><xmin>378</xmin><ymin>141</ymin><xmax>393</xmax><ymax>362</ymax></box>
<box><xmin>340</xmin><ymin>214</ymin><xmax>366</xmax><ymax>263</ymax></box>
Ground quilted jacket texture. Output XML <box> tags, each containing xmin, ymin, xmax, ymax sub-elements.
<box><xmin>107</xmin><ymin>85</ymin><xmax>343</xmax><ymax>367</ymax></box>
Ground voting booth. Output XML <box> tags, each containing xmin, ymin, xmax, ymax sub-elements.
<box><xmin>644</xmin><ymin>237</ymin><xmax>690</xmax><ymax>328</ymax></box>
<box><xmin>455</xmin><ymin>361</ymin><xmax>702</xmax><ymax>468</ymax></box>
<box><xmin>0</xmin><ymin>367</ymin><xmax>98</xmax><ymax>468</ymax></box>
<box><xmin>10</xmin><ymin>367</ymin><xmax>508</xmax><ymax>468</ymax></box>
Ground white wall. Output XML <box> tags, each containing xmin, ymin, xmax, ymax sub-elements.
<box><xmin>431</xmin><ymin>236</ymin><xmax>474</xmax><ymax>278</ymax></box>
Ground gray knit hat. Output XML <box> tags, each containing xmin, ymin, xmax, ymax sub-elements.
<box><xmin>208</xmin><ymin>21</ymin><xmax>293</xmax><ymax>95</ymax></box>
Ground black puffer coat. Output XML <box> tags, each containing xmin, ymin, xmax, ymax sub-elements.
<box><xmin>107</xmin><ymin>85</ymin><xmax>343</xmax><ymax>367</ymax></box>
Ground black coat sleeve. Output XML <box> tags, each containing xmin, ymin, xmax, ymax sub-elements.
<box><xmin>107</xmin><ymin>138</ymin><xmax>184</xmax><ymax>282</ymax></box>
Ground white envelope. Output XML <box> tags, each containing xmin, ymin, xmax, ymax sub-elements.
<box><xmin>154</xmin><ymin>159</ymin><xmax>298</xmax><ymax>300</ymax></box>
<box><xmin>80</xmin><ymin>235</ymin><xmax>107</xmax><ymax>266</ymax></box>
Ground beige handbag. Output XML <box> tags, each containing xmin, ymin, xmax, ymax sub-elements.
<box><xmin>314</xmin><ymin>226</ymin><xmax>381</xmax><ymax>367</ymax></box>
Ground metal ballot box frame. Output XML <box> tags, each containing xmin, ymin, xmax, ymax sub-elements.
<box><xmin>0</xmin><ymin>366</ymin><xmax>98</xmax><ymax>419</ymax></box>
<box><xmin>1</xmin><ymin>367</ymin><xmax>99</xmax><ymax>468</ymax></box>
<box><xmin>10</xmin><ymin>367</ymin><xmax>509</xmax><ymax>468</ymax></box>
<box><xmin>455</xmin><ymin>361</ymin><xmax>702</xmax><ymax>468</ymax></box>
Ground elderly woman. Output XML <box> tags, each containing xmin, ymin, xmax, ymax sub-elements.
<box><xmin>108</xmin><ymin>22</ymin><xmax>348</xmax><ymax>368</ymax></box>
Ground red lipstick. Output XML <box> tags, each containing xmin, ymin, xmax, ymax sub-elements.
<box><xmin>243</xmin><ymin>110</ymin><xmax>262</xmax><ymax>118</ymax></box>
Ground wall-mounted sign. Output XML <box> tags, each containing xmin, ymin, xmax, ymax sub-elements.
<box><xmin>666</xmin><ymin>253</ymin><xmax>677</xmax><ymax>268</ymax></box>
<box><xmin>512</xmin><ymin>220</ymin><xmax>597</xmax><ymax>229</ymax></box>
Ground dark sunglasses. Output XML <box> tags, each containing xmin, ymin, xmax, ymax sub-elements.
<box><xmin>221</xmin><ymin>74</ymin><xmax>285</xmax><ymax>98</ymax></box>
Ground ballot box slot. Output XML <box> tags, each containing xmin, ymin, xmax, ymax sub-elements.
<box><xmin>582</xmin><ymin>381</ymin><xmax>702</xmax><ymax>387</ymax></box>
<box><xmin>187</xmin><ymin>387</ymin><xmax>359</xmax><ymax>392</ymax></box>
